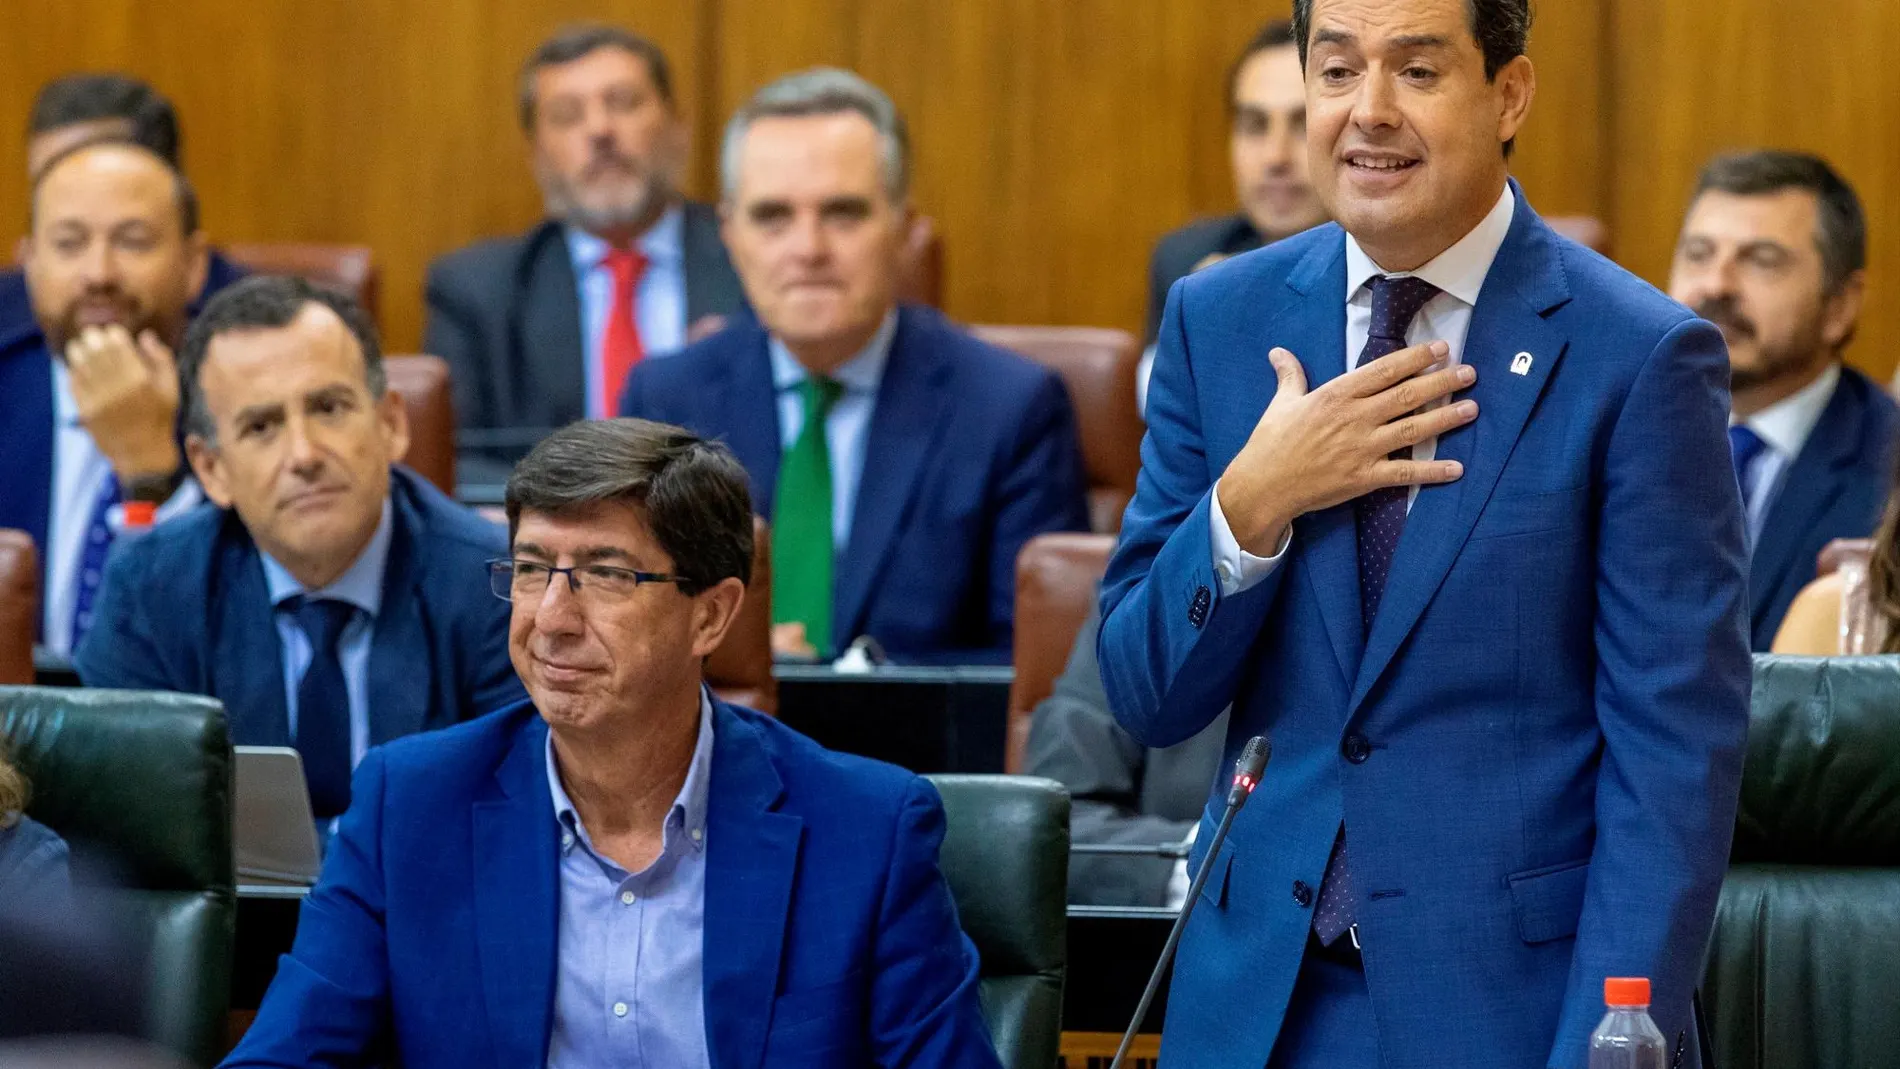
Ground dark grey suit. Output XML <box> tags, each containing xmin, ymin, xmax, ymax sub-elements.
<box><xmin>1023</xmin><ymin>606</ymin><xmax>1226</xmax><ymax>906</ymax></box>
<box><xmin>422</xmin><ymin>201</ymin><xmax>745</xmax><ymax>485</ymax></box>
<box><xmin>1145</xmin><ymin>214</ymin><xmax>1264</xmax><ymax>345</ymax></box>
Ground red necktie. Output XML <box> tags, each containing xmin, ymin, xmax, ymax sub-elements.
<box><xmin>597</xmin><ymin>247</ymin><xmax>649</xmax><ymax>419</ymax></box>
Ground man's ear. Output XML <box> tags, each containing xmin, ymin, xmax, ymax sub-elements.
<box><xmin>186</xmin><ymin>434</ymin><xmax>233</xmax><ymax>508</ymax></box>
<box><xmin>690</xmin><ymin>576</ymin><xmax>747</xmax><ymax>660</ymax></box>
<box><xmin>1494</xmin><ymin>54</ymin><xmax>1536</xmax><ymax>149</ymax></box>
<box><xmin>1821</xmin><ymin>269</ymin><xmax>1866</xmax><ymax>352</ymax></box>
<box><xmin>377</xmin><ymin>388</ymin><xmax>412</xmax><ymax>466</ymax></box>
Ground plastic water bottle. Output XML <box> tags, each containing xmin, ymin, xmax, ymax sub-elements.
<box><xmin>1589</xmin><ymin>977</ymin><xmax>1668</xmax><ymax>1069</ymax></box>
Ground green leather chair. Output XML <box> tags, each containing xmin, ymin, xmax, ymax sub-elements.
<box><xmin>1</xmin><ymin>686</ymin><xmax>235</xmax><ymax>1067</ymax></box>
<box><xmin>930</xmin><ymin>774</ymin><xmax>1070</xmax><ymax>1069</ymax></box>
<box><xmin>1703</xmin><ymin>655</ymin><xmax>1900</xmax><ymax>1069</ymax></box>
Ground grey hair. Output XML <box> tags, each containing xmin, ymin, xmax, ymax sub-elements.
<box><xmin>719</xmin><ymin>67</ymin><xmax>909</xmax><ymax>203</ymax></box>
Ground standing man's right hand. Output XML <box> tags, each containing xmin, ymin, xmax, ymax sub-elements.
<box><xmin>1216</xmin><ymin>340</ymin><xmax>1479</xmax><ymax>555</ymax></box>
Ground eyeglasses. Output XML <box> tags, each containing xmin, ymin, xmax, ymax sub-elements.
<box><xmin>487</xmin><ymin>559</ymin><xmax>684</xmax><ymax>603</ymax></box>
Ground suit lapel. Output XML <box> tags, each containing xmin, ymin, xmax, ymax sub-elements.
<box><xmin>366</xmin><ymin>484</ymin><xmax>434</xmax><ymax>743</ymax></box>
<box><xmin>717</xmin><ymin>322</ymin><xmax>784</xmax><ymax>516</ymax></box>
<box><xmin>1350</xmin><ymin>199</ymin><xmax>1572</xmax><ymax>715</ymax></box>
<box><xmin>1749</xmin><ymin>376</ymin><xmax>1862</xmax><ymax>624</ymax></box>
<box><xmin>1278</xmin><ymin>236</ymin><xmax>1363</xmax><ymax>685</ymax></box>
<box><xmin>514</xmin><ymin>224</ymin><xmax>587</xmax><ymax>427</ymax></box>
<box><xmin>0</xmin><ymin>340</ymin><xmax>55</xmax><ymax>568</ymax></box>
<box><xmin>472</xmin><ymin>713</ymin><xmax>560</xmax><ymax>1068</ymax></box>
<box><xmin>213</xmin><ymin>524</ymin><xmax>293</xmax><ymax>747</ymax></box>
<box><xmin>702</xmin><ymin>702</ymin><xmax>801</xmax><ymax>1069</ymax></box>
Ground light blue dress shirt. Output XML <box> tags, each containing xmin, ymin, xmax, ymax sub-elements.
<box><xmin>768</xmin><ymin>310</ymin><xmax>898</xmax><ymax>550</ymax></box>
<box><xmin>565</xmin><ymin>207</ymin><xmax>689</xmax><ymax>419</ymax></box>
<box><xmin>545</xmin><ymin>690</ymin><xmax>714</xmax><ymax>1069</ymax></box>
<box><xmin>257</xmin><ymin>498</ymin><xmax>393</xmax><ymax>770</ymax></box>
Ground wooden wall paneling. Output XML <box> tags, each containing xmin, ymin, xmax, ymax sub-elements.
<box><xmin>1507</xmin><ymin>0</ymin><xmax>1609</xmax><ymax>219</ymax></box>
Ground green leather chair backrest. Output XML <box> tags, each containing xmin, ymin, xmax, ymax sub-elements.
<box><xmin>1704</xmin><ymin>656</ymin><xmax>1900</xmax><ymax>1069</ymax></box>
<box><xmin>1</xmin><ymin>686</ymin><xmax>235</xmax><ymax>1067</ymax></box>
<box><xmin>929</xmin><ymin>774</ymin><xmax>1070</xmax><ymax>1069</ymax></box>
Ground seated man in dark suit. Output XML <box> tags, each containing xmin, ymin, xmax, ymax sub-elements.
<box><xmin>0</xmin><ymin>140</ymin><xmax>211</xmax><ymax>659</ymax></box>
<box><xmin>223</xmin><ymin>418</ymin><xmax>1002</xmax><ymax>1069</ymax></box>
<box><xmin>1142</xmin><ymin>20</ymin><xmax>1328</xmax><ymax>351</ymax></box>
<box><xmin>425</xmin><ymin>25</ymin><xmax>744</xmax><ymax>485</ymax></box>
<box><xmin>1024</xmin><ymin>606</ymin><xmax>1226</xmax><ymax>908</ymax></box>
<box><xmin>0</xmin><ymin>74</ymin><xmax>244</xmax><ymax>337</ymax></box>
<box><xmin>76</xmin><ymin>277</ymin><xmax>522</xmax><ymax>823</ymax></box>
<box><xmin>1669</xmin><ymin>150</ymin><xmax>1900</xmax><ymax>648</ymax></box>
<box><xmin>622</xmin><ymin>69</ymin><xmax>1089</xmax><ymax>664</ymax></box>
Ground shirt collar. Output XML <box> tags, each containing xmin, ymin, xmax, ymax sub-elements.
<box><xmin>258</xmin><ymin>496</ymin><xmax>394</xmax><ymax>616</ymax></box>
<box><xmin>768</xmin><ymin>308</ymin><xmax>899</xmax><ymax>396</ymax></box>
<box><xmin>1738</xmin><ymin>361</ymin><xmax>1841</xmax><ymax>459</ymax></box>
<box><xmin>563</xmin><ymin>203</ymin><xmax>686</xmax><ymax>273</ymax></box>
<box><xmin>1345</xmin><ymin>182</ymin><xmax>1517</xmax><ymax>308</ymax></box>
<box><xmin>547</xmin><ymin>688</ymin><xmax>716</xmax><ymax>861</ymax></box>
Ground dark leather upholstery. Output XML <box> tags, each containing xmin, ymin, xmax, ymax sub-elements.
<box><xmin>383</xmin><ymin>355</ymin><xmax>458</xmax><ymax>495</ymax></box>
<box><xmin>1702</xmin><ymin>655</ymin><xmax>1900</xmax><ymax>1068</ymax></box>
<box><xmin>898</xmin><ymin>215</ymin><xmax>944</xmax><ymax>309</ymax></box>
<box><xmin>1545</xmin><ymin>216</ymin><xmax>1611</xmax><ymax>257</ymax></box>
<box><xmin>223</xmin><ymin>243</ymin><xmax>381</xmax><ymax>327</ymax></box>
<box><xmin>706</xmin><ymin>516</ymin><xmax>776</xmax><ymax>715</ymax></box>
<box><xmin>0</xmin><ymin>530</ymin><xmax>35</xmax><ymax>685</ymax></box>
<box><xmin>0</xmin><ymin>687</ymin><xmax>234</xmax><ymax>1066</ymax></box>
<box><xmin>928</xmin><ymin>775</ymin><xmax>1068</xmax><ymax>1069</ymax></box>
<box><xmin>969</xmin><ymin>326</ymin><xmax>1142</xmax><ymax>534</ymax></box>
<box><xmin>1007</xmin><ymin>533</ymin><xmax>1113</xmax><ymax>773</ymax></box>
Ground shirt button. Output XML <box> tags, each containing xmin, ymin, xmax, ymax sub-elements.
<box><xmin>561</xmin><ymin>832</ymin><xmax>575</xmax><ymax>849</ymax></box>
<box><xmin>690</xmin><ymin>828</ymin><xmax>703</xmax><ymax>843</ymax></box>
<box><xmin>620</xmin><ymin>890</ymin><xmax>635</xmax><ymax>906</ymax></box>
<box><xmin>1215</xmin><ymin>561</ymin><xmax>1235</xmax><ymax>585</ymax></box>
<box><xmin>613</xmin><ymin>1001</ymin><xmax>628</xmax><ymax>1018</ymax></box>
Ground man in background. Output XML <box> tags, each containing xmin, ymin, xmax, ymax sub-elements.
<box><xmin>0</xmin><ymin>74</ymin><xmax>245</xmax><ymax>337</ymax></box>
<box><xmin>0</xmin><ymin>140</ymin><xmax>209</xmax><ymax>657</ymax></box>
<box><xmin>426</xmin><ymin>24</ymin><xmax>744</xmax><ymax>485</ymax></box>
<box><xmin>622</xmin><ymin>68</ymin><xmax>1088</xmax><ymax>663</ymax></box>
<box><xmin>1668</xmin><ymin>150</ymin><xmax>1897</xmax><ymax>649</ymax></box>
<box><xmin>77</xmin><ymin>277</ymin><xmax>521</xmax><ymax>823</ymax></box>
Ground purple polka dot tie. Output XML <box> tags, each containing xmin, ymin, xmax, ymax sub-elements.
<box><xmin>1313</xmin><ymin>273</ymin><xmax>1441</xmax><ymax>947</ymax></box>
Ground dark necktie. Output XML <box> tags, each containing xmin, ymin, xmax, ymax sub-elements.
<box><xmin>1728</xmin><ymin>424</ymin><xmax>1769</xmax><ymax>519</ymax></box>
<box><xmin>69</xmin><ymin>474</ymin><xmax>120</xmax><ymax>651</ymax></box>
<box><xmin>1314</xmin><ymin>273</ymin><xmax>1442</xmax><ymax>947</ymax></box>
<box><xmin>291</xmin><ymin>596</ymin><xmax>357</xmax><ymax>819</ymax></box>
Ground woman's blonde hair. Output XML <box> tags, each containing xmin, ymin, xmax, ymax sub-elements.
<box><xmin>0</xmin><ymin>743</ymin><xmax>28</xmax><ymax>827</ymax></box>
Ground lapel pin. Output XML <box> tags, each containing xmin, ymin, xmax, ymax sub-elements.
<box><xmin>1510</xmin><ymin>352</ymin><xmax>1534</xmax><ymax>376</ymax></box>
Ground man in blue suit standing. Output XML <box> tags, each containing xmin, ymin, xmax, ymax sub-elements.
<box><xmin>1668</xmin><ymin>151</ymin><xmax>1899</xmax><ymax>649</ymax></box>
<box><xmin>223</xmin><ymin>418</ymin><xmax>1003</xmax><ymax>1069</ymax></box>
<box><xmin>621</xmin><ymin>68</ymin><xmax>1089</xmax><ymax>664</ymax></box>
<box><xmin>76</xmin><ymin>277</ymin><xmax>522</xmax><ymax>822</ymax></box>
<box><xmin>1098</xmin><ymin>1</ymin><xmax>1751</xmax><ymax>1067</ymax></box>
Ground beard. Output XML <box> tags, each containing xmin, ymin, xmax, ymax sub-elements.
<box><xmin>46</xmin><ymin>286</ymin><xmax>161</xmax><ymax>353</ymax></box>
<box><xmin>536</xmin><ymin>149</ymin><xmax>676</xmax><ymax>236</ymax></box>
<box><xmin>1695</xmin><ymin>294</ymin><xmax>1829</xmax><ymax>394</ymax></box>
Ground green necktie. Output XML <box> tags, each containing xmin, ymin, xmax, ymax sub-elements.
<box><xmin>773</xmin><ymin>375</ymin><xmax>846</xmax><ymax>655</ymax></box>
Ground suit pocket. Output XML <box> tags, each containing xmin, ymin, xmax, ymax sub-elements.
<box><xmin>1196</xmin><ymin>834</ymin><xmax>1237</xmax><ymax>909</ymax></box>
<box><xmin>1507</xmin><ymin>857</ymin><xmax>1591</xmax><ymax>943</ymax></box>
<box><xmin>1470</xmin><ymin>485</ymin><xmax>1590</xmax><ymax>543</ymax></box>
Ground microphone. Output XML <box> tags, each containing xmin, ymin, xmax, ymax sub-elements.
<box><xmin>1070</xmin><ymin>842</ymin><xmax>1191</xmax><ymax>860</ymax></box>
<box><xmin>1109</xmin><ymin>735</ymin><xmax>1270</xmax><ymax>1069</ymax></box>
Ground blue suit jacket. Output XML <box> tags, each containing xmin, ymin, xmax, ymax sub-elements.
<box><xmin>73</xmin><ymin>467</ymin><xmax>524</xmax><ymax>744</ymax></box>
<box><xmin>1100</xmin><ymin>191</ymin><xmax>1751</xmax><ymax>1069</ymax></box>
<box><xmin>1746</xmin><ymin>365</ymin><xmax>1898</xmax><ymax>649</ymax></box>
<box><xmin>620</xmin><ymin>305</ymin><xmax>1090</xmax><ymax>661</ymax></box>
<box><xmin>221</xmin><ymin>697</ymin><xmax>1002</xmax><ymax>1069</ymax></box>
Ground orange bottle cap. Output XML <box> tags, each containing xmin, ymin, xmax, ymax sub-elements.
<box><xmin>122</xmin><ymin>501</ymin><xmax>157</xmax><ymax>528</ymax></box>
<box><xmin>1604</xmin><ymin>977</ymin><xmax>1651</xmax><ymax>1007</ymax></box>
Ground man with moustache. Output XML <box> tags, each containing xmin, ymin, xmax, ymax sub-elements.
<box><xmin>1668</xmin><ymin>151</ymin><xmax>1896</xmax><ymax>649</ymax></box>
<box><xmin>621</xmin><ymin>69</ymin><xmax>1088</xmax><ymax>663</ymax></box>
<box><xmin>76</xmin><ymin>277</ymin><xmax>521</xmax><ymax>823</ymax></box>
<box><xmin>0</xmin><ymin>140</ymin><xmax>209</xmax><ymax>658</ymax></box>
<box><xmin>426</xmin><ymin>25</ymin><xmax>744</xmax><ymax>485</ymax></box>
<box><xmin>1099</xmin><ymin>0</ymin><xmax>1749</xmax><ymax>1065</ymax></box>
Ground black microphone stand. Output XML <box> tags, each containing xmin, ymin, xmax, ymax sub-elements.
<box><xmin>1108</xmin><ymin>735</ymin><xmax>1271</xmax><ymax>1069</ymax></box>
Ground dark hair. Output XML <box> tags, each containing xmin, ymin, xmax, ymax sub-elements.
<box><xmin>178</xmin><ymin>275</ymin><xmax>385</xmax><ymax>443</ymax></box>
<box><xmin>1291</xmin><ymin>0</ymin><xmax>1532</xmax><ymax>154</ymax></box>
<box><xmin>1693</xmin><ymin>151</ymin><xmax>1867</xmax><ymax>295</ymax></box>
<box><xmin>30</xmin><ymin>138</ymin><xmax>199</xmax><ymax>236</ymax></box>
<box><xmin>28</xmin><ymin>73</ymin><xmax>181</xmax><ymax>165</ymax></box>
<box><xmin>518</xmin><ymin>24</ymin><xmax>674</xmax><ymax>132</ymax></box>
<box><xmin>1227</xmin><ymin>20</ymin><xmax>1298</xmax><ymax>112</ymax></box>
<box><xmin>506</xmin><ymin>419</ymin><xmax>754</xmax><ymax>595</ymax></box>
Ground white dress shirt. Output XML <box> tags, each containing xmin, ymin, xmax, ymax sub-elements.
<box><xmin>1730</xmin><ymin>362</ymin><xmax>1839</xmax><ymax>547</ymax></box>
<box><xmin>565</xmin><ymin>206</ymin><xmax>689</xmax><ymax>419</ymax></box>
<box><xmin>1210</xmin><ymin>183</ymin><xmax>1518</xmax><ymax>595</ymax></box>
<box><xmin>768</xmin><ymin>311</ymin><xmax>899</xmax><ymax>550</ymax></box>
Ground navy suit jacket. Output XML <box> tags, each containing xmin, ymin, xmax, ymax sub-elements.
<box><xmin>621</xmin><ymin>305</ymin><xmax>1091</xmax><ymax>661</ymax></box>
<box><xmin>221</xmin><ymin>697</ymin><xmax>1002</xmax><ymax>1069</ymax></box>
<box><xmin>73</xmin><ymin>467</ymin><xmax>523</xmax><ymax>744</ymax></box>
<box><xmin>1100</xmin><ymin>189</ymin><xmax>1751</xmax><ymax>1069</ymax></box>
<box><xmin>1747</xmin><ymin>365</ymin><xmax>1898</xmax><ymax>649</ymax></box>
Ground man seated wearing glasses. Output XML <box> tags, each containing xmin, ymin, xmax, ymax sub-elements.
<box><xmin>75</xmin><ymin>276</ymin><xmax>523</xmax><ymax>827</ymax></box>
<box><xmin>223</xmin><ymin>417</ymin><xmax>1003</xmax><ymax>1069</ymax></box>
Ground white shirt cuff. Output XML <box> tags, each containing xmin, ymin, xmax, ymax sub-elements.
<box><xmin>1209</xmin><ymin>483</ymin><xmax>1291</xmax><ymax>596</ymax></box>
